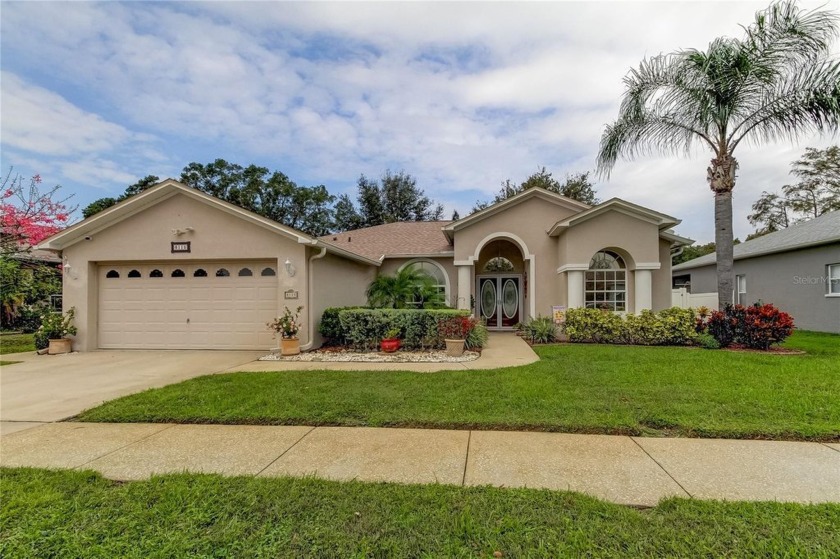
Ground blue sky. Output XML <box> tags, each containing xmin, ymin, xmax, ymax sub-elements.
<box><xmin>2</xmin><ymin>0</ymin><xmax>838</xmax><ymax>243</ymax></box>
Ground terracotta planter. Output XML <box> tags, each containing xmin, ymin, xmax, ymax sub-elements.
<box><xmin>48</xmin><ymin>338</ymin><xmax>72</xmax><ymax>355</ymax></box>
<box><xmin>444</xmin><ymin>338</ymin><xmax>465</xmax><ymax>357</ymax></box>
<box><xmin>380</xmin><ymin>338</ymin><xmax>400</xmax><ymax>353</ymax></box>
<box><xmin>280</xmin><ymin>337</ymin><xmax>300</xmax><ymax>356</ymax></box>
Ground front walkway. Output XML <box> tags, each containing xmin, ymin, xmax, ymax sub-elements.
<box><xmin>2</xmin><ymin>422</ymin><xmax>837</xmax><ymax>507</ymax></box>
<box><xmin>228</xmin><ymin>332</ymin><xmax>539</xmax><ymax>372</ymax></box>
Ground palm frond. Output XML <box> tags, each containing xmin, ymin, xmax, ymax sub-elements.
<box><xmin>729</xmin><ymin>60</ymin><xmax>840</xmax><ymax>151</ymax></box>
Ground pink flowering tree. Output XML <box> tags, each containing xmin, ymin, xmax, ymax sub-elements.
<box><xmin>1</xmin><ymin>169</ymin><xmax>75</xmax><ymax>256</ymax></box>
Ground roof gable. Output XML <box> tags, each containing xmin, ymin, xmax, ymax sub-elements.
<box><xmin>37</xmin><ymin>179</ymin><xmax>314</xmax><ymax>251</ymax></box>
<box><xmin>36</xmin><ymin>179</ymin><xmax>381</xmax><ymax>265</ymax></box>
<box><xmin>548</xmin><ymin>198</ymin><xmax>680</xmax><ymax>236</ymax></box>
<box><xmin>442</xmin><ymin>187</ymin><xmax>590</xmax><ymax>238</ymax></box>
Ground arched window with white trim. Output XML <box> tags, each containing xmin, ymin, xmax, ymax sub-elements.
<box><xmin>401</xmin><ymin>259</ymin><xmax>450</xmax><ymax>307</ymax></box>
<box><xmin>585</xmin><ymin>250</ymin><xmax>626</xmax><ymax>312</ymax></box>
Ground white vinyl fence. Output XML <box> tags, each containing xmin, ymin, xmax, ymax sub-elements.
<box><xmin>671</xmin><ymin>288</ymin><xmax>717</xmax><ymax>309</ymax></box>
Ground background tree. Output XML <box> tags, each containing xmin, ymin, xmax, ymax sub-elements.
<box><xmin>747</xmin><ymin>191</ymin><xmax>791</xmax><ymax>238</ymax></box>
<box><xmin>746</xmin><ymin>145</ymin><xmax>840</xmax><ymax>238</ymax></box>
<box><xmin>672</xmin><ymin>241</ymin><xmax>717</xmax><ymax>266</ymax></box>
<box><xmin>333</xmin><ymin>170</ymin><xmax>443</xmax><ymax>231</ymax></box>
<box><xmin>1</xmin><ymin>169</ymin><xmax>70</xmax><ymax>329</ymax></box>
<box><xmin>2</xmin><ymin>169</ymin><xmax>74</xmax><ymax>254</ymax></box>
<box><xmin>472</xmin><ymin>168</ymin><xmax>598</xmax><ymax>212</ymax></box>
<box><xmin>597</xmin><ymin>1</ymin><xmax>840</xmax><ymax>309</ymax></box>
<box><xmin>783</xmin><ymin>145</ymin><xmax>840</xmax><ymax>216</ymax></box>
<box><xmin>180</xmin><ymin>160</ymin><xmax>335</xmax><ymax>236</ymax></box>
<box><xmin>82</xmin><ymin>175</ymin><xmax>159</xmax><ymax>218</ymax></box>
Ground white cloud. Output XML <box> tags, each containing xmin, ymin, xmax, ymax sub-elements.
<box><xmin>0</xmin><ymin>72</ymin><xmax>132</xmax><ymax>156</ymax></box>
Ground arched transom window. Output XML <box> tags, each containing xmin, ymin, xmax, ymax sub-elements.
<box><xmin>403</xmin><ymin>260</ymin><xmax>449</xmax><ymax>306</ymax></box>
<box><xmin>585</xmin><ymin>251</ymin><xmax>626</xmax><ymax>312</ymax></box>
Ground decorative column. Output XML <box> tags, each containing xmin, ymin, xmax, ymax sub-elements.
<box><xmin>457</xmin><ymin>265</ymin><xmax>472</xmax><ymax>311</ymax></box>
<box><xmin>567</xmin><ymin>270</ymin><xmax>585</xmax><ymax>308</ymax></box>
<box><xmin>634</xmin><ymin>269</ymin><xmax>653</xmax><ymax>312</ymax></box>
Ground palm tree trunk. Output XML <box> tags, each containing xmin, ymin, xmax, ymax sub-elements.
<box><xmin>708</xmin><ymin>154</ymin><xmax>738</xmax><ymax>310</ymax></box>
<box><xmin>714</xmin><ymin>191</ymin><xmax>735</xmax><ymax>309</ymax></box>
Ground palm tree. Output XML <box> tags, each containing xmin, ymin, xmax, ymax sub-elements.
<box><xmin>365</xmin><ymin>267</ymin><xmax>444</xmax><ymax>309</ymax></box>
<box><xmin>597</xmin><ymin>1</ymin><xmax>840</xmax><ymax>309</ymax></box>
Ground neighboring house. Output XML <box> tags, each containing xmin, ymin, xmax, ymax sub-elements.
<box><xmin>672</xmin><ymin>211</ymin><xmax>840</xmax><ymax>333</ymax></box>
<box><xmin>37</xmin><ymin>179</ymin><xmax>691</xmax><ymax>351</ymax></box>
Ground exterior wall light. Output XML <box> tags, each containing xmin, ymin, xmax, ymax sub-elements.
<box><xmin>284</xmin><ymin>259</ymin><xmax>296</xmax><ymax>277</ymax></box>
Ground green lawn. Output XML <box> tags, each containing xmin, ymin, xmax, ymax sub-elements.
<box><xmin>0</xmin><ymin>361</ymin><xmax>21</xmax><ymax>366</ymax></box>
<box><xmin>0</xmin><ymin>333</ymin><xmax>35</xmax><ymax>355</ymax></box>
<box><xmin>76</xmin><ymin>331</ymin><xmax>840</xmax><ymax>441</ymax></box>
<box><xmin>2</xmin><ymin>468</ymin><xmax>838</xmax><ymax>558</ymax></box>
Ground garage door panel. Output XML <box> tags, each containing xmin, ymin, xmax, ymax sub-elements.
<box><xmin>98</xmin><ymin>261</ymin><xmax>278</xmax><ymax>350</ymax></box>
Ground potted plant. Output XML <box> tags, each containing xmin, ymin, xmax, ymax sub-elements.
<box><xmin>439</xmin><ymin>315</ymin><xmax>471</xmax><ymax>357</ymax></box>
<box><xmin>380</xmin><ymin>328</ymin><xmax>401</xmax><ymax>353</ymax></box>
<box><xmin>267</xmin><ymin>306</ymin><xmax>303</xmax><ymax>356</ymax></box>
<box><xmin>38</xmin><ymin>307</ymin><xmax>78</xmax><ymax>355</ymax></box>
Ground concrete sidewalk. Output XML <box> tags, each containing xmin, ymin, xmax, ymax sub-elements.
<box><xmin>2</xmin><ymin>422</ymin><xmax>837</xmax><ymax>507</ymax></box>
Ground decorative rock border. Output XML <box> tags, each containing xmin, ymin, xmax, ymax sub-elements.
<box><xmin>259</xmin><ymin>349</ymin><xmax>480</xmax><ymax>363</ymax></box>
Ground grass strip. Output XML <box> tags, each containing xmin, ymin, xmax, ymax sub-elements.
<box><xmin>2</xmin><ymin>467</ymin><xmax>839</xmax><ymax>558</ymax></box>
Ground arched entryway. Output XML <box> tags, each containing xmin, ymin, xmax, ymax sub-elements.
<box><xmin>476</xmin><ymin>239</ymin><xmax>526</xmax><ymax>329</ymax></box>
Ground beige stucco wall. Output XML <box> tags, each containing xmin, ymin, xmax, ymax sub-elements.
<box><xmin>560</xmin><ymin>210</ymin><xmax>662</xmax><ymax>267</ymax></box>
<box><xmin>61</xmin><ymin>192</ymin><xmax>308</xmax><ymax>350</ymax></box>
<box><xmin>379</xmin><ymin>257</ymin><xmax>458</xmax><ymax>307</ymax></box>
<box><xmin>310</xmin><ymin>251</ymin><xmax>377</xmax><ymax>347</ymax></box>
<box><xmin>453</xmin><ymin>196</ymin><xmax>574</xmax><ymax>318</ymax></box>
<box><xmin>451</xmin><ymin>199</ymin><xmax>673</xmax><ymax>318</ymax></box>
<box><xmin>652</xmin><ymin>239</ymin><xmax>674</xmax><ymax>311</ymax></box>
<box><xmin>557</xmin><ymin>210</ymin><xmax>665</xmax><ymax>313</ymax></box>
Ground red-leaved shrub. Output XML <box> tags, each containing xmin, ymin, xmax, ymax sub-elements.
<box><xmin>699</xmin><ymin>303</ymin><xmax>794</xmax><ymax>349</ymax></box>
<box><xmin>741</xmin><ymin>304</ymin><xmax>795</xmax><ymax>350</ymax></box>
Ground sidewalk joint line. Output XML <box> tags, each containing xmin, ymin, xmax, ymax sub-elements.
<box><xmin>820</xmin><ymin>442</ymin><xmax>840</xmax><ymax>454</ymax></box>
<box><xmin>73</xmin><ymin>423</ymin><xmax>177</xmax><ymax>470</ymax></box>
<box><xmin>629</xmin><ymin>437</ymin><xmax>693</xmax><ymax>499</ymax></box>
<box><xmin>461</xmin><ymin>431</ymin><xmax>472</xmax><ymax>486</ymax></box>
<box><xmin>255</xmin><ymin>426</ymin><xmax>316</xmax><ymax>477</ymax></box>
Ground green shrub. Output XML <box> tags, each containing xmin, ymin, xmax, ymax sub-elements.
<box><xmin>565</xmin><ymin>307</ymin><xmax>697</xmax><ymax>346</ymax></box>
<box><xmin>563</xmin><ymin>308</ymin><xmax>623</xmax><ymax>343</ymax></box>
<box><xmin>319</xmin><ymin>306</ymin><xmax>363</xmax><ymax>346</ymax></box>
<box><xmin>657</xmin><ymin>307</ymin><xmax>699</xmax><ymax>345</ymax></box>
<box><xmin>338</xmin><ymin>308</ymin><xmax>468</xmax><ymax>351</ymax></box>
<box><xmin>521</xmin><ymin>316</ymin><xmax>558</xmax><ymax>344</ymax></box>
<box><xmin>465</xmin><ymin>319</ymin><xmax>489</xmax><ymax>350</ymax></box>
<box><xmin>696</xmin><ymin>332</ymin><xmax>721</xmax><ymax>349</ymax></box>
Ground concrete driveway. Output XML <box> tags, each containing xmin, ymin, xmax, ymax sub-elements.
<box><xmin>0</xmin><ymin>350</ymin><xmax>262</xmax><ymax>433</ymax></box>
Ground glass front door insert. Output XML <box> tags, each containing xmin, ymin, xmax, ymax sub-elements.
<box><xmin>478</xmin><ymin>276</ymin><xmax>520</xmax><ymax>329</ymax></box>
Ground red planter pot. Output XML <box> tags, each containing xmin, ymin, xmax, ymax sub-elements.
<box><xmin>380</xmin><ymin>338</ymin><xmax>400</xmax><ymax>353</ymax></box>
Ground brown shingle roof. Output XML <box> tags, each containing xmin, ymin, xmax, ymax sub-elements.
<box><xmin>320</xmin><ymin>221</ymin><xmax>453</xmax><ymax>260</ymax></box>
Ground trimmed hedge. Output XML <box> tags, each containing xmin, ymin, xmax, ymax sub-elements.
<box><xmin>564</xmin><ymin>307</ymin><xmax>698</xmax><ymax>346</ymax></box>
<box><xmin>319</xmin><ymin>306</ymin><xmax>364</xmax><ymax>346</ymax></box>
<box><xmin>338</xmin><ymin>308</ymin><xmax>469</xmax><ymax>351</ymax></box>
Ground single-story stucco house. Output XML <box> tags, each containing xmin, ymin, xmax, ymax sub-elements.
<box><xmin>672</xmin><ymin>210</ymin><xmax>840</xmax><ymax>333</ymax></box>
<box><xmin>37</xmin><ymin>179</ymin><xmax>692</xmax><ymax>351</ymax></box>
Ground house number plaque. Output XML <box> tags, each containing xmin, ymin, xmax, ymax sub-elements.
<box><xmin>284</xmin><ymin>289</ymin><xmax>299</xmax><ymax>300</ymax></box>
<box><xmin>171</xmin><ymin>241</ymin><xmax>191</xmax><ymax>253</ymax></box>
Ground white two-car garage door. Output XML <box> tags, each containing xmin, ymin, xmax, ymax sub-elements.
<box><xmin>98</xmin><ymin>262</ymin><xmax>278</xmax><ymax>350</ymax></box>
